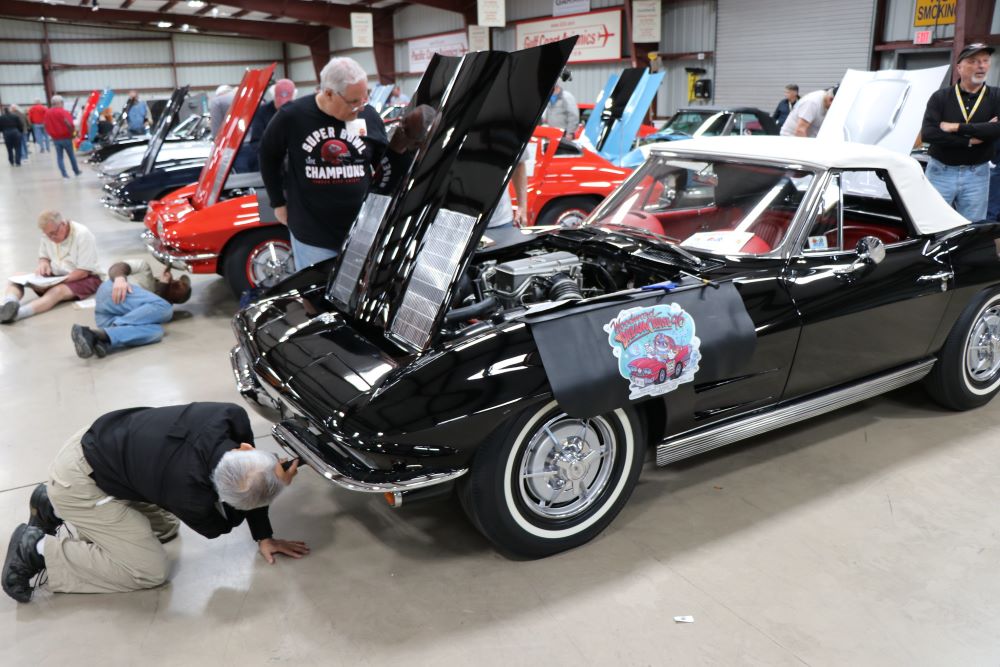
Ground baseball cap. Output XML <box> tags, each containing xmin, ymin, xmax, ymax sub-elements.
<box><xmin>957</xmin><ymin>43</ymin><xmax>995</xmax><ymax>62</ymax></box>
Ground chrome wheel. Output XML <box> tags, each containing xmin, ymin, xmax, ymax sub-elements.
<box><xmin>965</xmin><ymin>305</ymin><xmax>1000</xmax><ymax>383</ymax></box>
<box><xmin>518</xmin><ymin>413</ymin><xmax>617</xmax><ymax>520</ymax></box>
<box><xmin>247</xmin><ymin>240</ymin><xmax>294</xmax><ymax>288</ymax></box>
<box><xmin>556</xmin><ymin>208</ymin><xmax>589</xmax><ymax>228</ymax></box>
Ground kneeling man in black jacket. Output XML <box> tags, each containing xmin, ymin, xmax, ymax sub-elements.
<box><xmin>3</xmin><ymin>402</ymin><xmax>308</xmax><ymax>603</ymax></box>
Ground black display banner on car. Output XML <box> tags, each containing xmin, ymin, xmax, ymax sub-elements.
<box><xmin>524</xmin><ymin>282</ymin><xmax>756</xmax><ymax>418</ymax></box>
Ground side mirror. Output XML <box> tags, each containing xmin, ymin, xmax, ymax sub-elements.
<box><xmin>855</xmin><ymin>236</ymin><xmax>886</xmax><ymax>265</ymax></box>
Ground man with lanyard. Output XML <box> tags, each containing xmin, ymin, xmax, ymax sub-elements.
<box><xmin>258</xmin><ymin>57</ymin><xmax>388</xmax><ymax>270</ymax></box>
<box><xmin>921</xmin><ymin>43</ymin><xmax>1000</xmax><ymax>221</ymax></box>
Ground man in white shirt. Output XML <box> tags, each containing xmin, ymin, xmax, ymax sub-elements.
<box><xmin>780</xmin><ymin>87</ymin><xmax>837</xmax><ymax>137</ymax></box>
<box><xmin>1</xmin><ymin>210</ymin><xmax>102</xmax><ymax>323</ymax></box>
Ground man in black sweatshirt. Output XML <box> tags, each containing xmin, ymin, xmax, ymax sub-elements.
<box><xmin>2</xmin><ymin>403</ymin><xmax>308</xmax><ymax>603</ymax></box>
<box><xmin>921</xmin><ymin>43</ymin><xmax>1000</xmax><ymax>221</ymax></box>
<box><xmin>258</xmin><ymin>57</ymin><xmax>388</xmax><ymax>271</ymax></box>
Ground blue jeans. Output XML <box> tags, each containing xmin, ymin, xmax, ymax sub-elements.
<box><xmin>52</xmin><ymin>138</ymin><xmax>80</xmax><ymax>177</ymax></box>
<box><xmin>95</xmin><ymin>281</ymin><xmax>173</xmax><ymax>350</ymax></box>
<box><xmin>925</xmin><ymin>157</ymin><xmax>991</xmax><ymax>222</ymax></box>
<box><xmin>988</xmin><ymin>160</ymin><xmax>1000</xmax><ymax>222</ymax></box>
<box><xmin>32</xmin><ymin>124</ymin><xmax>50</xmax><ymax>152</ymax></box>
<box><xmin>290</xmin><ymin>232</ymin><xmax>339</xmax><ymax>271</ymax></box>
<box><xmin>20</xmin><ymin>131</ymin><xmax>29</xmax><ymax>157</ymax></box>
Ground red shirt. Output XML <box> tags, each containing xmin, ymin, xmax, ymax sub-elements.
<box><xmin>27</xmin><ymin>104</ymin><xmax>47</xmax><ymax>124</ymax></box>
<box><xmin>43</xmin><ymin>107</ymin><xmax>75</xmax><ymax>140</ymax></box>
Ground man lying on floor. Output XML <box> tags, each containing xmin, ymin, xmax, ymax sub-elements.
<box><xmin>71</xmin><ymin>258</ymin><xmax>192</xmax><ymax>358</ymax></box>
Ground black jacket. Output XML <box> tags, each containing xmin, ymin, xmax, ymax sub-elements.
<box><xmin>921</xmin><ymin>83</ymin><xmax>1000</xmax><ymax>166</ymax></box>
<box><xmin>81</xmin><ymin>402</ymin><xmax>273</xmax><ymax>541</ymax></box>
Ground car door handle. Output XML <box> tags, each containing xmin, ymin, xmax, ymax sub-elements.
<box><xmin>917</xmin><ymin>271</ymin><xmax>953</xmax><ymax>283</ymax></box>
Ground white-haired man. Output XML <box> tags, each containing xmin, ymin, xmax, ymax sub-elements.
<box><xmin>259</xmin><ymin>57</ymin><xmax>388</xmax><ymax>270</ymax></box>
<box><xmin>2</xmin><ymin>402</ymin><xmax>308</xmax><ymax>603</ymax></box>
<box><xmin>1</xmin><ymin>210</ymin><xmax>102</xmax><ymax>324</ymax></box>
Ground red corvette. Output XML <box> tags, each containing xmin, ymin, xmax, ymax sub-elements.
<box><xmin>142</xmin><ymin>63</ymin><xmax>290</xmax><ymax>297</ymax></box>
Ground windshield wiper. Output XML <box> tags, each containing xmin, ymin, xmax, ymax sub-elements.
<box><xmin>603</xmin><ymin>223</ymin><xmax>703</xmax><ymax>266</ymax></box>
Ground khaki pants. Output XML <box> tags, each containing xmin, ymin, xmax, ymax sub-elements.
<box><xmin>44</xmin><ymin>429</ymin><xmax>181</xmax><ymax>593</ymax></box>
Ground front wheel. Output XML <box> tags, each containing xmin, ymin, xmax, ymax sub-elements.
<box><xmin>222</xmin><ymin>227</ymin><xmax>294</xmax><ymax>298</ymax></box>
<box><xmin>460</xmin><ymin>400</ymin><xmax>645</xmax><ymax>558</ymax></box>
<box><xmin>535</xmin><ymin>196</ymin><xmax>599</xmax><ymax>228</ymax></box>
<box><xmin>926</xmin><ymin>289</ymin><xmax>1000</xmax><ymax>410</ymax></box>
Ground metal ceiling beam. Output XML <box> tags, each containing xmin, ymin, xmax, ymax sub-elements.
<box><xmin>206</xmin><ymin>1</ymin><xmax>352</xmax><ymax>28</ymax></box>
<box><xmin>119</xmin><ymin>0</ymin><xmax>135</xmax><ymax>7</ymax></box>
<box><xmin>0</xmin><ymin>0</ymin><xmax>329</xmax><ymax>45</ymax></box>
<box><xmin>158</xmin><ymin>1</ymin><xmax>180</xmax><ymax>11</ymax></box>
<box><xmin>407</xmin><ymin>0</ymin><xmax>476</xmax><ymax>25</ymax></box>
<box><xmin>194</xmin><ymin>4</ymin><xmax>215</xmax><ymax>15</ymax></box>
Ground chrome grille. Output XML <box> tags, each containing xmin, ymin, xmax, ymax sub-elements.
<box><xmin>328</xmin><ymin>194</ymin><xmax>392</xmax><ymax>308</ymax></box>
<box><xmin>389</xmin><ymin>208</ymin><xmax>477</xmax><ymax>350</ymax></box>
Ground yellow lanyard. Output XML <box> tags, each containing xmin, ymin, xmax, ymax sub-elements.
<box><xmin>954</xmin><ymin>84</ymin><xmax>987</xmax><ymax>123</ymax></box>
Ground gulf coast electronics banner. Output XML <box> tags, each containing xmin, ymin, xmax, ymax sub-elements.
<box><xmin>515</xmin><ymin>8</ymin><xmax>622</xmax><ymax>63</ymax></box>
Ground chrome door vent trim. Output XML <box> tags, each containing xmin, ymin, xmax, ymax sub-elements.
<box><xmin>656</xmin><ymin>358</ymin><xmax>936</xmax><ymax>466</ymax></box>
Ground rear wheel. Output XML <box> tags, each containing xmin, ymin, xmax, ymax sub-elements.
<box><xmin>926</xmin><ymin>289</ymin><xmax>1000</xmax><ymax>410</ymax></box>
<box><xmin>459</xmin><ymin>400</ymin><xmax>644</xmax><ymax>558</ymax></box>
<box><xmin>536</xmin><ymin>196</ymin><xmax>600</xmax><ymax>228</ymax></box>
<box><xmin>222</xmin><ymin>227</ymin><xmax>294</xmax><ymax>298</ymax></box>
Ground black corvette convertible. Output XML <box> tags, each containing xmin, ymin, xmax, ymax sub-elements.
<box><xmin>230</xmin><ymin>40</ymin><xmax>1000</xmax><ymax>558</ymax></box>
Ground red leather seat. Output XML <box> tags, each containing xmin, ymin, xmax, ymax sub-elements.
<box><xmin>826</xmin><ymin>223</ymin><xmax>905</xmax><ymax>250</ymax></box>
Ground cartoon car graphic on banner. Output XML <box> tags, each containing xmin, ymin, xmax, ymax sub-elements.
<box><xmin>606</xmin><ymin>304</ymin><xmax>700</xmax><ymax>398</ymax></box>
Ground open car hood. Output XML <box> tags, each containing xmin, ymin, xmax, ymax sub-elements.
<box><xmin>325</xmin><ymin>38</ymin><xmax>577</xmax><ymax>353</ymax></box>
<box><xmin>370</xmin><ymin>83</ymin><xmax>394</xmax><ymax>113</ymax></box>
<box><xmin>192</xmin><ymin>63</ymin><xmax>275</xmax><ymax>209</ymax></box>
<box><xmin>138</xmin><ymin>86</ymin><xmax>189</xmax><ymax>176</ymax></box>
<box><xmin>580</xmin><ymin>67</ymin><xmax>665</xmax><ymax>164</ymax></box>
<box><xmin>817</xmin><ymin>65</ymin><xmax>948</xmax><ymax>154</ymax></box>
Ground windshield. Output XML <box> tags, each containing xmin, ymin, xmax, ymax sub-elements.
<box><xmin>587</xmin><ymin>154</ymin><xmax>817</xmax><ymax>256</ymax></box>
<box><xmin>663</xmin><ymin>111</ymin><xmax>714</xmax><ymax>136</ymax></box>
<box><xmin>168</xmin><ymin>114</ymin><xmax>199</xmax><ymax>138</ymax></box>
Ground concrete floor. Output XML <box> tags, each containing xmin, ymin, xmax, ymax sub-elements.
<box><xmin>3</xmin><ymin>150</ymin><xmax>1000</xmax><ymax>666</ymax></box>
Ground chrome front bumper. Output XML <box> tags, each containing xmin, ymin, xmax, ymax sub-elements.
<box><xmin>101</xmin><ymin>195</ymin><xmax>146</xmax><ymax>221</ymax></box>
<box><xmin>140</xmin><ymin>229</ymin><xmax>216</xmax><ymax>272</ymax></box>
<box><xmin>229</xmin><ymin>344</ymin><xmax>467</xmax><ymax>494</ymax></box>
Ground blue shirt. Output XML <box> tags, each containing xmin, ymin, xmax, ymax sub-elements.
<box><xmin>127</xmin><ymin>101</ymin><xmax>147</xmax><ymax>132</ymax></box>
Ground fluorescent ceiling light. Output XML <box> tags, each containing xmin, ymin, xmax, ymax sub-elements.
<box><xmin>187</xmin><ymin>0</ymin><xmax>207</xmax><ymax>7</ymax></box>
<box><xmin>156</xmin><ymin>21</ymin><xmax>173</xmax><ymax>28</ymax></box>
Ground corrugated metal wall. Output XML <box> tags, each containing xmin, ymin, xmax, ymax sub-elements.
<box><xmin>0</xmin><ymin>18</ymin><xmax>289</xmax><ymax>104</ymax></box>
<box><xmin>714</xmin><ymin>0</ymin><xmax>876</xmax><ymax>110</ymax></box>
<box><xmin>286</xmin><ymin>43</ymin><xmax>317</xmax><ymax>86</ymax></box>
<box><xmin>326</xmin><ymin>27</ymin><xmax>377</xmax><ymax>82</ymax></box>
<box><xmin>393</xmin><ymin>5</ymin><xmax>465</xmax><ymax>39</ymax></box>
<box><xmin>656</xmin><ymin>0</ymin><xmax>716</xmax><ymax>116</ymax></box>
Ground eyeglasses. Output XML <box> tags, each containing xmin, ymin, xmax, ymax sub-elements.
<box><xmin>334</xmin><ymin>90</ymin><xmax>369</xmax><ymax>110</ymax></box>
<box><xmin>43</xmin><ymin>222</ymin><xmax>66</xmax><ymax>240</ymax></box>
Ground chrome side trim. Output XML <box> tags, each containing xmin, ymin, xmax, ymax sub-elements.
<box><xmin>272</xmin><ymin>421</ymin><xmax>468</xmax><ymax>494</ymax></box>
<box><xmin>229</xmin><ymin>345</ymin><xmax>282</xmax><ymax>415</ymax></box>
<box><xmin>656</xmin><ymin>359</ymin><xmax>936</xmax><ymax>466</ymax></box>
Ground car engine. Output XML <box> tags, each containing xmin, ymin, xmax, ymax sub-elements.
<box><xmin>487</xmin><ymin>251</ymin><xmax>584</xmax><ymax>308</ymax></box>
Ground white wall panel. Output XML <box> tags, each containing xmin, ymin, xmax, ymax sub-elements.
<box><xmin>290</xmin><ymin>60</ymin><xmax>317</xmax><ymax>86</ymax></box>
<box><xmin>656</xmin><ymin>59</ymin><xmax>714</xmax><ymax>117</ymax></box>
<box><xmin>53</xmin><ymin>68</ymin><xmax>173</xmax><ymax>93</ymax></box>
<box><xmin>0</xmin><ymin>43</ymin><xmax>42</xmax><ymax>62</ymax></box>
<box><xmin>175</xmin><ymin>65</ymin><xmax>266</xmax><ymax>88</ymax></box>
<box><xmin>0</xmin><ymin>19</ymin><xmax>43</xmax><ymax>40</ymax></box>
<box><xmin>50</xmin><ymin>40</ymin><xmax>171</xmax><ymax>66</ymax></box>
<box><xmin>173</xmin><ymin>34</ymin><xmax>281</xmax><ymax>63</ymax></box>
<box><xmin>330</xmin><ymin>27</ymin><xmax>353</xmax><ymax>51</ymax></box>
<box><xmin>715</xmin><ymin>0</ymin><xmax>875</xmax><ymax>110</ymax></box>
<box><xmin>1</xmin><ymin>85</ymin><xmax>47</xmax><ymax>105</ymax></box>
<box><xmin>288</xmin><ymin>43</ymin><xmax>311</xmax><ymax>60</ymax></box>
<box><xmin>393</xmin><ymin>4</ymin><xmax>464</xmax><ymax>39</ymax></box>
<box><xmin>0</xmin><ymin>65</ymin><xmax>40</xmax><ymax>85</ymax></box>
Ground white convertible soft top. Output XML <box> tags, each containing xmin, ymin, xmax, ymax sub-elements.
<box><xmin>648</xmin><ymin>136</ymin><xmax>971</xmax><ymax>235</ymax></box>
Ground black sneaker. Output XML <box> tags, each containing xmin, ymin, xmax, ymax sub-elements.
<box><xmin>2</xmin><ymin>524</ymin><xmax>45</xmax><ymax>603</ymax></box>
<box><xmin>0</xmin><ymin>301</ymin><xmax>18</xmax><ymax>324</ymax></box>
<box><xmin>28</xmin><ymin>484</ymin><xmax>62</xmax><ymax>536</ymax></box>
<box><xmin>71</xmin><ymin>324</ymin><xmax>107</xmax><ymax>359</ymax></box>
